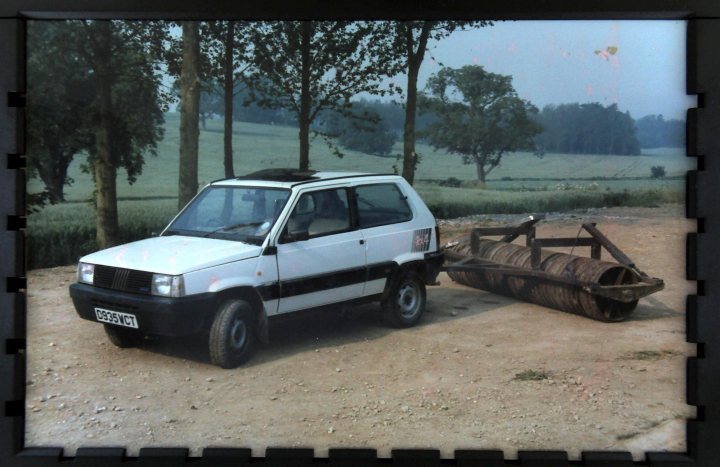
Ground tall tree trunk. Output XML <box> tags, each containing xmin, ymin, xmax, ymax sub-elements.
<box><xmin>298</xmin><ymin>21</ymin><xmax>312</xmax><ymax>171</ymax></box>
<box><xmin>401</xmin><ymin>22</ymin><xmax>432</xmax><ymax>186</ymax></box>
<box><xmin>475</xmin><ymin>159</ymin><xmax>487</xmax><ymax>189</ymax></box>
<box><xmin>92</xmin><ymin>22</ymin><xmax>120</xmax><ymax>248</ymax></box>
<box><xmin>37</xmin><ymin>150</ymin><xmax>69</xmax><ymax>203</ymax></box>
<box><xmin>47</xmin><ymin>161</ymin><xmax>68</xmax><ymax>203</ymax></box>
<box><xmin>223</xmin><ymin>21</ymin><xmax>235</xmax><ymax>178</ymax></box>
<box><xmin>178</xmin><ymin>21</ymin><xmax>200</xmax><ymax>210</ymax></box>
<box><xmin>402</xmin><ymin>62</ymin><xmax>419</xmax><ymax>184</ymax></box>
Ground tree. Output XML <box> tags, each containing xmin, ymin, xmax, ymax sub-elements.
<box><xmin>84</xmin><ymin>21</ymin><xmax>166</xmax><ymax>248</ymax></box>
<box><xmin>178</xmin><ymin>21</ymin><xmax>201</xmax><ymax>210</ymax></box>
<box><xmin>393</xmin><ymin>21</ymin><xmax>491</xmax><ymax>185</ymax></box>
<box><xmin>26</xmin><ymin>22</ymin><xmax>94</xmax><ymax>204</ymax></box>
<box><xmin>28</xmin><ymin>21</ymin><xmax>166</xmax><ymax>247</ymax></box>
<box><xmin>249</xmin><ymin>21</ymin><xmax>402</xmax><ymax>170</ymax></box>
<box><xmin>91</xmin><ymin>21</ymin><xmax>122</xmax><ymax>247</ymax></box>
<box><xmin>421</xmin><ymin>66</ymin><xmax>541</xmax><ymax>187</ymax></box>
<box><xmin>202</xmin><ymin>21</ymin><xmax>253</xmax><ymax>177</ymax></box>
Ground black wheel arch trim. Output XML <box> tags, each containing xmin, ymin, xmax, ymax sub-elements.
<box><xmin>214</xmin><ymin>285</ymin><xmax>269</xmax><ymax>344</ymax></box>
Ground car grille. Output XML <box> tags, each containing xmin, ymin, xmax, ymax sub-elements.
<box><xmin>93</xmin><ymin>265</ymin><xmax>153</xmax><ymax>295</ymax></box>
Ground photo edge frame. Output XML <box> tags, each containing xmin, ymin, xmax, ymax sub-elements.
<box><xmin>2</xmin><ymin>1</ymin><xmax>718</xmax><ymax>466</ymax></box>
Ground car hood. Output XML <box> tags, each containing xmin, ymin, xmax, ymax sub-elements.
<box><xmin>79</xmin><ymin>236</ymin><xmax>263</xmax><ymax>275</ymax></box>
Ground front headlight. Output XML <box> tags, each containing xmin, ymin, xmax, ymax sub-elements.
<box><xmin>151</xmin><ymin>274</ymin><xmax>185</xmax><ymax>297</ymax></box>
<box><xmin>78</xmin><ymin>262</ymin><xmax>95</xmax><ymax>284</ymax></box>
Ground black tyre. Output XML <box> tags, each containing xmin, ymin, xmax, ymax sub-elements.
<box><xmin>104</xmin><ymin>324</ymin><xmax>144</xmax><ymax>348</ymax></box>
<box><xmin>209</xmin><ymin>299</ymin><xmax>256</xmax><ymax>368</ymax></box>
<box><xmin>382</xmin><ymin>271</ymin><xmax>427</xmax><ymax>328</ymax></box>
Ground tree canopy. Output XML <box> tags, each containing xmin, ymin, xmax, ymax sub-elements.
<box><xmin>534</xmin><ymin>103</ymin><xmax>641</xmax><ymax>155</ymax></box>
<box><xmin>248</xmin><ymin>21</ymin><xmax>403</xmax><ymax>170</ymax></box>
<box><xmin>26</xmin><ymin>21</ymin><xmax>167</xmax><ymax>213</ymax></box>
<box><xmin>421</xmin><ymin>65</ymin><xmax>540</xmax><ymax>186</ymax></box>
<box><xmin>27</xmin><ymin>22</ymin><xmax>94</xmax><ymax>205</ymax></box>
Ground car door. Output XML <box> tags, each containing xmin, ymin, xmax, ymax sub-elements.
<box><xmin>275</xmin><ymin>187</ymin><xmax>366</xmax><ymax>314</ymax></box>
<box><xmin>354</xmin><ymin>182</ymin><xmax>416</xmax><ymax>296</ymax></box>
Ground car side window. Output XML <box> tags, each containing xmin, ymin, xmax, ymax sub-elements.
<box><xmin>355</xmin><ymin>183</ymin><xmax>413</xmax><ymax>229</ymax></box>
<box><xmin>286</xmin><ymin>188</ymin><xmax>351</xmax><ymax>238</ymax></box>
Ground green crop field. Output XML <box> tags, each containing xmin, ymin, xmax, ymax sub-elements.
<box><xmin>26</xmin><ymin>113</ymin><xmax>692</xmax><ymax>268</ymax></box>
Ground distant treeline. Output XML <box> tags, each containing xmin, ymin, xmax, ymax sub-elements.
<box><xmin>201</xmin><ymin>90</ymin><xmax>684</xmax><ymax>155</ymax></box>
<box><xmin>634</xmin><ymin>114</ymin><xmax>685</xmax><ymax>149</ymax></box>
<box><xmin>533</xmin><ymin>103</ymin><xmax>685</xmax><ymax>155</ymax></box>
<box><xmin>534</xmin><ymin>103</ymin><xmax>640</xmax><ymax>155</ymax></box>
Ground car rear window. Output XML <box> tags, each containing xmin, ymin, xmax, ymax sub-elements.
<box><xmin>355</xmin><ymin>183</ymin><xmax>413</xmax><ymax>228</ymax></box>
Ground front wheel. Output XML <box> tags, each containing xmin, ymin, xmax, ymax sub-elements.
<box><xmin>104</xmin><ymin>324</ymin><xmax>144</xmax><ymax>348</ymax></box>
<box><xmin>382</xmin><ymin>271</ymin><xmax>427</xmax><ymax>328</ymax></box>
<box><xmin>209</xmin><ymin>299</ymin><xmax>256</xmax><ymax>368</ymax></box>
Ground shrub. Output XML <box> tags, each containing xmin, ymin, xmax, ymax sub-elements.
<box><xmin>439</xmin><ymin>176</ymin><xmax>463</xmax><ymax>188</ymax></box>
<box><xmin>650</xmin><ymin>165</ymin><xmax>666</xmax><ymax>179</ymax></box>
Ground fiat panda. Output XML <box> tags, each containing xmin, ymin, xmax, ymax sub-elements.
<box><xmin>69</xmin><ymin>169</ymin><xmax>444</xmax><ymax>368</ymax></box>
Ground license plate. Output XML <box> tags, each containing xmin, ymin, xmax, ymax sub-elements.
<box><xmin>94</xmin><ymin>307</ymin><xmax>138</xmax><ymax>329</ymax></box>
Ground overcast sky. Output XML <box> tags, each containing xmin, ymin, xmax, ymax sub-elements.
<box><xmin>393</xmin><ymin>20</ymin><xmax>693</xmax><ymax>120</ymax></box>
<box><xmin>161</xmin><ymin>20</ymin><xmax>693</xmax><ymax>120</ymax></box>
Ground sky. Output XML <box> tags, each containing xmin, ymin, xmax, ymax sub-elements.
<box><xmin>159</xmin><ymin>20</ymin><xmax>693</xmax><ymax>120</ymax></box>
<box><xmin>391</xmin><ymin>20</ymin><xmax>694</xmax><ymax>121</ymax></box>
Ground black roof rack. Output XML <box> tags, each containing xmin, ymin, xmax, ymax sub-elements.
<box><xmin>212</xmin><ymin>168</ymin><xmax>319</xmax><ymax>184</ymax></box>
<box><xmin>210</xmin><ymin>169</ymin><xmax>399</xmax><ymax>186</ymax></box>
<box><xmin>290</xmin><ymin>172</ymin><xmax>397</xmax><ymax>187</ymax></box>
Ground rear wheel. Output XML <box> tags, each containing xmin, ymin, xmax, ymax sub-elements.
<box><xmin>104</xmin><ymin>324</ymin><xmax>144</xmax><ymax>348</ymax></box>
<box><xmin>209</xmin><ymin>299</ymin><xmax>256</xmax><ymax>368</ymax></box>
<box><xmin>382</xmin><ymin>271</ymin><xmax>426</xmax><ymax>328</ymax></box>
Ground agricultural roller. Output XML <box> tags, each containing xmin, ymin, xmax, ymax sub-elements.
<box><xmin>442</xmin><ymin>216</ymin><xmax>665</xmax><ymax>322</ymax></box>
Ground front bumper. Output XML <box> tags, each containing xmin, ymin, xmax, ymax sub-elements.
<box><xmin>69</xmin><ymin>283</ymin><xmax>215</xmax><ymax>336</ymax></box>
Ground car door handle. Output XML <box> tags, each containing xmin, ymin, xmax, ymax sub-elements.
<box><xmin>359</xmin><ymin>239</ymin><xmax>365</xmax><ymax>245</ymax></box>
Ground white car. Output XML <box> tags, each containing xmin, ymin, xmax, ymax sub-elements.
<box><xmin>70</xmin><ymin>170</ymin><xmax>444</xmax><ymax>368</ymax></box>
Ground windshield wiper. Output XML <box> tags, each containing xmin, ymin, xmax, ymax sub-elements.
<box><xmin>201</xmin><ymin>222</ymin><xmax>263</xmax><ymax>238</ymax></box>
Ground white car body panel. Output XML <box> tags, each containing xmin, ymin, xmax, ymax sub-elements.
<box><xmin>276</xmin><ymin>229</ymin><xmax>366</xmax><ymax>314</ymax></box>
<box><xmin>182</xmin><ymin>253</ymin><xmax>279</xmax><ymax>313</ymax></box>
<box><xmin>79</xmin><ymin>236</ymin><xmax>262</xmax><ymax>276</ymax></box>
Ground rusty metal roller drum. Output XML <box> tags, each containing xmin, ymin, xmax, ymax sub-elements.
<box><xmin>446</xmin><ymin>238</ymin><xmax>639</xmax><ymax>322</ymax></box>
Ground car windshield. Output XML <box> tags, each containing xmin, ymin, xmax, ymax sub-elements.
<box><xmin>163</xmin><ymin>186</ymin><xmax>291</xmax><ymax>244</ymax></box>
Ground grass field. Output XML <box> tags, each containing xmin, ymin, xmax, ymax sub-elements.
<box><xmin>26</xmin><ymin>113</ymin><xmax>692</xmax><ymax>268</ymax></box>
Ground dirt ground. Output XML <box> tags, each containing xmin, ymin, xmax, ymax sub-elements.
<box><xmin>24</xmin><ymin>206</ymin><xmax>695</xmax><ymax>460</ymax></box>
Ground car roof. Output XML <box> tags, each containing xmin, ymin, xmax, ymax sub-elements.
<box><xmin>209</xmin><ymin>169</ymin><xmax>399</xmax><ymax>189</ymax></box>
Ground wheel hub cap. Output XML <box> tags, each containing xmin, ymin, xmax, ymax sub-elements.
<box><xmin>230</xmin><ymin>318</ymin><xmax>247</xmax><ymax>349</ymax></box>
<box><xmin>398</xmin><ymin>283</ymin><xmax>419</xmax><ymax>318</ymax></box>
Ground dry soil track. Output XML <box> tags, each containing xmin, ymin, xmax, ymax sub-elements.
<box><xmin>25</xmin><ymin>206</ymin><xmax>695</xmax><ymax>460</ymax></box>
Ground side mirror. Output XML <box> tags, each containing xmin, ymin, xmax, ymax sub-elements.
<box><xmin>281</xmin><ymin>229</ymin><xmax>310</xmax><ymax>243</ymax></box>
